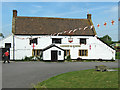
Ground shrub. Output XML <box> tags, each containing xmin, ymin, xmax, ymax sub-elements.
<box><xmin>77</xmin><ymin>57</ymin><xmax>82</xmax><ymax>60</ymax></box>
<box><xmin>116</xmin><ymin>52</ymin><xmax>120</xmax><ymax>59</ymax></box>
<box><xmin>98</xmin><ymin>58</ymin><xmax>102</xmax><ymax>61</ymax></box>
<box><xmin>66</xmin><ymin>55</ymin><xmax>71</xmax><ymax>60</ymax></box>
<box><xmin>76</xmin><ymin>57</ymin><xmax>84</xmax><ymax>62</ymax></box>
<box><xmin>23</xmin><ymin>56</ymin><xmax>37</xmax><ymax>61</ymax></box>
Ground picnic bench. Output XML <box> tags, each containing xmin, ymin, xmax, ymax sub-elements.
<box><xmin>95</xmin><ymin>65</ymin><xmax>108</xmax><ymax>72</ymax></box>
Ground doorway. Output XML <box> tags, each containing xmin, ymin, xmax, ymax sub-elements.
<box><xmin>51</xmin><ymin>50</ymin><xmax>58</xmax><ymax>61</ymax></box>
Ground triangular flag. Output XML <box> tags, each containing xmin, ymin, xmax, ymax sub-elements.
<box><xmin>119</xmin><ymin>18</ymin><xmax>120</xmax><ymax>21</ymax></box>
<box><xmin>53</xmin><ymin>33</ymin><xmax>56</xmax><ymax>36</ymax></box>
<box><xmin>69</xmin><ymin>30</ymin><xmax>73</xmax><ymax>33</ymax></box>
<box><xmin>79</xmin><ymin>28</ymin><xmax>82</xmax><ymax>30</ymax></box>
<box><xmin>111</xmin><ymin>20</ymin><xmax>115</xmax><ymax>25</ymax></box>
<box><xmin>97</xmin><ymin>24</ymin><xmax>100</xmax><ymax>28</ymax></box>
<box><xmin>73</xmin><ymin>29</ymin><xmax>77</xmax><ymax>32</ymax></box>
<box><xmin>64</xmin><ymin>31</ymin><xmax>67</xmax><ymax>33</ymax></box>
<box><xmin>84</xmin><ymin>26</ymin><xmax>88</xmax><ymax>30</ymax></box>
<box><xmin>104</xmin><ymin>22</ymin><xmax>107</xmax><ymax>26</ymax></box>
<box><xmin>90</xmin><ymin>25</ymin><xmax>94</xmax><ymax>29</ymax></box>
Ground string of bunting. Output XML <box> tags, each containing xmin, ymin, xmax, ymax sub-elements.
<box><xmin>14</xmin><ymin>19</ymin><xmax>116</xmax><ymax>40</ymax></box>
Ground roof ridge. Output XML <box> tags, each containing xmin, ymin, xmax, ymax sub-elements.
<box><xmin>16</xmin><ymin>16</ymin><xmax>88</xmax><ymax>20</ymax></box>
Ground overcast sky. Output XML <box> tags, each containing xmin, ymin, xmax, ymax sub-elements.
<box><xmin>1</xmin><ymin>2</ymin><xmax>119</xmax><ymax>41</ymax></box>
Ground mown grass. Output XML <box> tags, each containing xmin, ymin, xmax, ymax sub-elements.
<box><xmin>33</xmin><ymin>68</ymin><xmax>118</xmax><ymax>89</ymax></box>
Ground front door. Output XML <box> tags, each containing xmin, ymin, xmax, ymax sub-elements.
<box><xmin>51</xmin><ymin>50</ymin><xmax>58</xmax><ymax>61</ymax></box>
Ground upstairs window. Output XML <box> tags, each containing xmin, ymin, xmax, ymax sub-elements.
<box><xmin>80</xmin><ymin>38</ymin><xmax>86</xmax><ymax>44</ymax></box>
<box><xmin>52</xmin><ymin>38</ymin><xmax>61</xmax><ymax>44</ymax></box>
<box><xmin>5</xmin><ymin>43</ymin><xmax>11</xmax><ymax>48</ymax></box>
<box><xmin>30</xmin><ymin>38</ymin><xmax>38</xmax><ymax>45</ymax></box>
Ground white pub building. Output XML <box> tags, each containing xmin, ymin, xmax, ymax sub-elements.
<box><xmin>0</xmin><ymin>10</ymin><xmax>116</xmax><ymax>61</ymax></box>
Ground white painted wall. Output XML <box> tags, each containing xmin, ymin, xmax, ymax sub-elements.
<box><xmin>0</xmin><ymin>34</ymin><xmax>116</xmax><ymax>60</ymax></box>
<box><xmin>0</xmin><ymin>34</ymin><xmax>13</xmax><ymax>60</ymax></box>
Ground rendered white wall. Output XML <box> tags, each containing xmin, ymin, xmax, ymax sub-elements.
<box><xmin>0</xmin><ymin>34</ymin><xmax>14</xmax><ymax>60</ymax></box>
<box><xmin>0</xmin><ymin>34</ymin><xmax>116</xmax><ymax>60</ymax></box>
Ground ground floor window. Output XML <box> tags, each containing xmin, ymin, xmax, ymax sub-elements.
<box><xmin>79</xmin><ymin>50</ymin><xmax>88</xmax><ymax>56</ymax></box>
<box><xmin>64</xmin><ymin>50</ymin><xmax>70</xmax><ymax>56</ymax></box>
<box><xmin>32</xmin><ymin>49</ymin><xmax>42</xmax><ymax>56</ymax></box>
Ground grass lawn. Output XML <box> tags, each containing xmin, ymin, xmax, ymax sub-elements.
<box><xmin>33</xmin><ymin>68</ymin><xmax>118</xmax><ymax>88</ymax></box>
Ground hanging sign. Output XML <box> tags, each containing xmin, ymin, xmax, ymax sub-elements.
<box><xmin>60</xmin><ymin>45</ymin><xmax>81</xmax><ymax>47</ymax></box>
<box><xmin>68</xmin><ymin>38</ymin><xmax>73</xmax><ymax>43</ymax></box>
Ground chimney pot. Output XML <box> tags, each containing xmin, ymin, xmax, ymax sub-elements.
<box><xmin>87</xmin><ymin>14</ymin><xmax>91</xmax><ymax>20</ymax></box>
<box><xmin>13</xmin><ymin>10</ymin><xmax>17</xmax><ymax>17</ymax></box>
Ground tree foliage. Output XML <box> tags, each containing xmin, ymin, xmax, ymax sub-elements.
<box><xmin>100</xmin><ymin>35</ymin><xmax>113</xmax><ymax>45</ymax></box>
<box><xmin>0</xmin><ymin>33</ymin><xmax>4</xmax><ymax>38</ymax></box>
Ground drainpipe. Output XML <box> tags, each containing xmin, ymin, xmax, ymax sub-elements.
<box><xmin>13</xmin><ymin>34</ymin><xmax>15</xmax><ymax>60</ymax></box>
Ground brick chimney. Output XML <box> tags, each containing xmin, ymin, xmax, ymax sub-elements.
<box><xmin>87</xmin><ymin>14</ymin><xmax>91</xmax><ymax>20</ymax></box>
<box><xmin>13</xmin><ymin>10</ymin><xmax>17</xmax><ymax>17</ymax></box>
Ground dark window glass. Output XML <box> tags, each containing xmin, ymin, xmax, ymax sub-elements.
<box><xmin>82</xmin><ymin>50</ymin><xmax>84</xmax><ymax>56</ymax></box>
<box><xmin>30</xmin><ymin>38</ymin><xmax>38</xmax><ymax>45</ymax></box>
<box><xmin>79</xmin><ymin>50</ymin><xmax>81</xmax><ymax>56</ymax></box>
<box><xmin>67</xmin><ymin>50</ymin><xmax>69</xmax><ymax>56</ymax></box>
<box><xmin>85</xmin><ymin>50</ymin><xmax>87</xmax><ymax>56</ymax></box>
<box><xmin>59</xmin><ymin>51</ymin><xmax>61</xmax><ymax>55</ymax></box>
<box><xmin>37</xmin><ymin>50</ymin><xmax>39</xmax><ymax>56</ymax></box>
<box><xmin>64</xmin><ymin>51</ymin><xmax>66</xmax><ymax>56</ymax></box>
<box><xmin>5</xmin><ymin>43</ymin><xmax>11</xmax><ymax>48</ymax></box>
<box><xmin>64</xmin><ymin>50</ymin><xmax>70</xmax><ymax>56</ymax></box>
<box><xmin>80</xmin><ymin>38</ymin><xmax>86</xmax><ymax>44</ymax></box>
<box><xmin>33</xmin><ymin>50</ymin><xmax>36</xmax><ymax>56</ymax></box>
<box><xmin>52</xmin><ymin>38</ymin><xmax>61</xmax><ymax>44</ymax></box>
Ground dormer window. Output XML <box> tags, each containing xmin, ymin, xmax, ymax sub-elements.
<box><xmin>52</xmin><ymin>38</ymin><xmax>61</xmax><ymax>44</ymax></box>
<box><xmin>80</xmin><ymin>38</ymin><xmax>86</xmax><ymax>44</ymax></box>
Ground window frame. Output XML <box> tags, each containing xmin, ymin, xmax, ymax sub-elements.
<box><xmin>30</xmin><ymin>38</ymin><xmax>38</xmax><ymax>45</ymax></box>
<box><xmin>32</xmin><ymin>49</ymin><xmax>42</xmax><ymax>56</ymax></box>
<box><xmin>80</xmin><ymin>38</ymin><xmax>87</xmax><ymax>44</ymax></box>
<box><xmin>5</xmin><ymin>43</ymin><xmax>11</xmax><ymax>48</ymax></box>
<box><xmin>64</xmin><ymin>50</ymin><xmax>70</xmax><ymax>56</ymax></box>
<box><xmin>79</xmin><ymin>50</ymin><xmax>88</xmax><ymax>56</ymax></box>
<box><xmin>52</xmin><ymin>38</ymin><xmax>61</xmax><ymax>44</ymax></box>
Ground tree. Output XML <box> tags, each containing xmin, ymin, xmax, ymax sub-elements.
<box><xmin>0</xmin><ymin>33</ymin><xmax>4</xmax><ymax>38</ymax></box>
<box><xmin>100</xmin><ymin>35</ymin><xmax>112</xmax><ymax>45</ymax></box>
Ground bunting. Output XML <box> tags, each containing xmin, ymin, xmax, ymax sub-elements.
<box><xmin>84</xmin><ymin>26</ymin><xmax>88</xmax><ymax>30</ymax></box>
<box><xmin>69</xmin><ymin>30</ymin><xmax>73</xmax><ymax>33</ymax></box>
<box><xmin>90</xmin><ymin>25</ymin><xmax>94</xmax><ymax>29</ymax></box>
<box><xmin>111</xmin><ymin>20</ymin><xmax>115</xmax><ymax>25</ymax></box>
<box><xmin>104</xmin><ymin>22</ymin><xmax>107</xmax><ymax>26</ymax></box>
<box><xmin>97</xmin><ymin>24</ymin><xmax>100</xmax><ymax>28</ymax></box>
<box><xmin>73</xmin><ymin>29</ymin><xmax>78</xmax><ymax>32</ymax></box>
